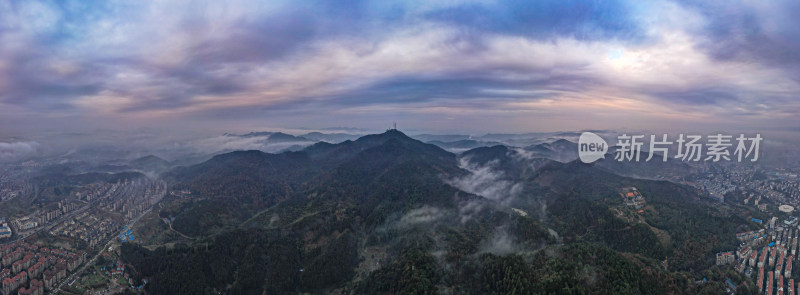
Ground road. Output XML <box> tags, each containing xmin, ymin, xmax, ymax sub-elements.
<box><xmin>167</xmin><ymin>220</ymin><xmax>194</xmax><ymax>240</ymax></box>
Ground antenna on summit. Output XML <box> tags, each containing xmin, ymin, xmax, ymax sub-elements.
<box><xmin>393</xmin><ymin>122</ymin><xmax>397</xmax><ymax>130</ymax></box>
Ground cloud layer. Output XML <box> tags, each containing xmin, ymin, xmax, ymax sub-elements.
<box><xmin>447</xmin><ymin>157</ymin><xmax>523</xmax><ymax>205</ymax></box>
<box><xmin>0</xmin><ymin>141</ymin><xmax>40</xmax><ymax>162</ymax></box>
<box><xmin>1</xmin><ymin>0</ymin><xmax>799</xmax><ymax>134</ymax></box>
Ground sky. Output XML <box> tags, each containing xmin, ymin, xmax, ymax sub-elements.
<box><xmin>1</xmin><ymin>0</ymin><xmax>799</xmax><ymax>136</ymax></box>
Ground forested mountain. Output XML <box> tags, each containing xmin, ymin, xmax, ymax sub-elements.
<box><xmin>267</xmin><ymin>132</ymin><xmax>313</xmax><ymax>143</ymax></box>
<box><xmin>522</xmin><ymin>138</ymin><xmax>579</xmax><ymax>163</ymax></box>
<box><xmin>124</xmin><ymin>130</ymin><xmax>760</xmax><ymax>294</ymax></box>
<box><xmin>425</xmin><ymin>139</ymin><xmax>505</xmax><ymax>152</ymax></box>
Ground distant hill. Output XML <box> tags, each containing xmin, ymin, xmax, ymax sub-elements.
<box><xmin>426</xmin><ymin>139</ymin><xmax>504</xmax><ymax>152</ymax></box>
<box><xmin>165</xmin><ymin>150</ymin><xmax>315</xmax><ymax>205</ymax></box>
<box><xmin>522</xmin><ymin>138</ymin><xmax>579</xmax><ymax>162</ymax></box>
<box><xmin>595</xmin><ymin>152</ymin><xmax>693</xmax><ymax>180</ymax></box>
<box><xmin>165</xmin><ymin>129</ymin><xmax>460</xmax><ymax>207</ymax></box>
<box><xmin>267</xmin><ymin>132</ymin><xmax>312</xmax><ymax>143</ymax></box>
<box><xmin>301</xmin><ymin>132</ymin><xmax>362</xmax><ymax>143</ymax></box>
<box><xmin>231</xmin><ymin>131</ymin><xmax>273</xmax><ymax>138</ymax></box>
<box><xmin>411</xmin><ymin>134</ymin><xmax>471</xmax><ymax>142</ymax></box>
<box><xmin>129</xmin><ymin>155</ymin><xmax>172</xmax><ymax>171</ymax></box>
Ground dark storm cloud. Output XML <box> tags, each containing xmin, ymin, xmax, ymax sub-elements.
<box><xmin>682</xmin><ymin>1</ymin><xmax>800</xmax><ymax>78</ymax></box>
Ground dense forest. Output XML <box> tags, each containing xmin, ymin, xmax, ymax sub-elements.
<box><xmin>122</xmin><ymin>130</ymin><xmax>762</xmax><ymax>294</ymax></box>
<box><xmin>125</xmin><ymin>235</ymin><xmax>736</xmax><ymax>294</ymax></box>
<box><xmin>122</xmin><ymin>229</ymin><xmax>360</xmax><ymax>294</ymax></box>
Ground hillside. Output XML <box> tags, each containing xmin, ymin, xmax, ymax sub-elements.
<box><xmin>124</xmin><ymin>130</ymin><xmax>761</xmax><ymax>294</ymax></box>
<box><xmin>129</xmin><ymin>155</ymin><xmax>172</xmax><ymax>172</ymax></box>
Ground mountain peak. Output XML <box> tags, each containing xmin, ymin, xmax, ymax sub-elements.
<box><xmin>237</xmin><ymin>131</ymin><xmax>273</xmax><ymax>138</ymax></box>
<box><xmin>267</xmin><ymin>132</ymin><xmax>310</xmax><ymax>142</ymax></box>
<box><xmin>353</xmin><ymin>129</ymin><xmax>413</xmax><ymax>144</ymax></box>
<box><xmin>381</xmin><ymin>128</ymin><xmax>408</xmax><ymax>137</ymax></box>
<box><xmin>300</xmin><ymin>129</ymin><xmax>453</xmax><ymax>165</ymax></box>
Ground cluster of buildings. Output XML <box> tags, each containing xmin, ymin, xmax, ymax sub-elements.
<box><xmin>94</xmin><ymin>178</ymin><xmax>166</xmax><ymax>220</ymax></box>
<box><xmin>49</xmin><ymin>211</ymin><xmax>121</xmax><ymax>248</ymax></box>
<box><xmin>39</xmin><ymin>199</ymin><xmax>81</xmax><ymax>225</ymax></box>
<box><xmin>749</xmin><ymin>182</ymin><xmax>795</xmax><ymax>209</ymax></box>
<box><xmin>0</xmin><ymin>219</ymin><xmax>10</xmax><ymax>239</ymax></box>
<box><xmin>11</xmin><ymin>199</ymin><xmax>85</xmax><ymax>234</ymax></box>
<box><xmin>683</xmin><ymin>163</ymin><xmax>800</xmax><ymax>218</ymax></box>
<box><xmin>70</xmin><ymin>182</ymin><xmax>114</xmax><ymax>203</ymax></box>
<box><xmin>9</xmin><ymin>218</ymin><xmax>36</xmax><ymax>233</ymax></box>
<box><xmin>42</xmin><ymin>177</ymin><xmax>165</xmax><ymax>248</ymax></box>
<box><xmin>702</xmin><ymin>179</ymin><xmax>735</xmax><ymax>202</ymax></box>
<box><xmin>103</xmin><ymin>259</ymin><xmax>132</xmax><ymax>284</ymax></box>
<box><xmin>722</xmin><ymin>216</ymin><xmax>800</xmax><ymax>294</ymax></box>
<box><xmin>0</xmin><ymin>176</ymin><xmax>166</xmax><ymax>294</ymax></box>
<box><xmin>619</xmin><ymin>187</ymin><xmax>646</xmax><ymax>209</ymax></box>
<box><xmin>744</xmin><ymin>194</ymin><xmax>770</xmax><ymax>212</ymax></box>
<box><xmin>0</xmin><ymin>241</ymin><xmax>86</xmax><ymax>295</ymax></box>
<box><xmin>0</xmin><ymin>178</ymin><xmax>29</xmax><ymax>203</ymax></box>
<box><xmin>739</xmin><ymin>167</ymin><xmax>799</xmax><ymax>209</ymax></box>
<box><xmin>767</xmin><ymin>178</ymin><xmax>800</xmax><ymax>203</ymax></box>
<box><xmin>685</xmin><ymin>164</ymin><xmax>758</xmax><ymax>203</ymax></box>
<box><xmin>684</xmin><ymin>162</ymin><xmax>748</xmax><ymax>202</ymax></box>
<box><xmin>716</xmin><ymin>251</ymin><xmax>735</xmax><ymax>266</ymax></box>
